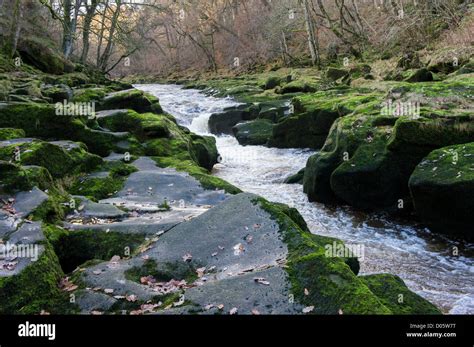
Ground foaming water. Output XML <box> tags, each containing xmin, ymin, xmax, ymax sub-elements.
<box><xmin>136</xmin><ymin>84</ymin><xmax>474</xmax><ymax>314</ymax></box>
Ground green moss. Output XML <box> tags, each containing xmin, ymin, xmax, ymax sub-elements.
<box><xmin>0</xmin><ymin>161</ymin><xmax>53</xmax><ymax>193</ymax></box>
<box><xmin>0</xmin><ymin>103</ymin><xmax>118</xmax><ymax>156</ymax></box>
<box><xmin>188</xmin><ymin>134</ymin><xmax>219</xmax><ymax>171</ymax></box>
<box><xmin>409</xmin><ymin>142</ymin><xmax>474</xmax><ymax>239</ymax></box>
<box><xmin>125</xmin><ymin>259</ymin><xmax>198</xmax><ymax>284</ymax></box>
<box><xmin>233</xmin><ymin>119</ymin><xmax>273</xmax><ymax>146</ymax></box>
<box><xmin>72</xmin><ymin>88</ymin><xmax>107</xmax><ymax>103</ymax></box>
<box><xmin>69</xmin><ymin>161</ymin><xmax>136</xmax><ymax>200</ymax></box>
<box><xmin>98</xmin><ymin>89</ymin><xmax>163</xmax><ymax>114</ymax></box>
<box><xmin>0</xmin><ymin>241</ymin><xmax>72</xmax><ymax>314</ymax></box>
<box><xmin>360</xmin><ymin>274</ymin><xmax>441</xmax><ymax>314</ymax></box>
<box><xmin>29</xmin><ymin>185</ymin><xmax>73</xmax><ymax>223</ymax></box>
<box><xmin>254</xmin><ymin>197</ymin><xmax>439</xmax><ymax>314</ymax></box>
<box><xmin>45</xmin><ymin>226</ymin><xmax>146</xmax><ymax>274</ymax></box>
<box><xmin>153</xmin><ymin>156</ymin><xmax>241</xmax><ymax>194</ymax></box>
<box><xmin>0</xmin><ymin>140</ymin><xmax>102</xmax><ymax>178</ymax></box>
<box><xmin>17</xmin><ymin>36</ymin><xmax>73</xmax><ymax>75</ymax></box>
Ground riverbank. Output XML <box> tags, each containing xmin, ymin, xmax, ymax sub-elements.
<box><xmin>0</xmin><ymin>49</ymin><xmax>445</xmax><ymax>314</ymax></box>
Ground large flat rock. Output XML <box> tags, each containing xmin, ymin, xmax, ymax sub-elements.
<box><xmin>77</xmin><ymin>193</ymin><xmax>298</xmax><ymax>314</ymax></box>
<box><xmin>100</xmin><ymin>157</ymin><xmax>228</xmax><ymax>210</ymax></box>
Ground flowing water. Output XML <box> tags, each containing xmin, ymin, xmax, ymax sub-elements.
<box><xmin>136</xmin><ymin>84</ymin><xmax>474</xmax><ymax>314</ymax></box>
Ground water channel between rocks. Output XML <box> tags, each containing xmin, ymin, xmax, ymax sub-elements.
<box><xmin>136</xmin><ymin>84</ymin><xmax>474</xmax><ymax>314</ymax></box>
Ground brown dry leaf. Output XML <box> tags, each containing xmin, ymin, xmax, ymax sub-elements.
<box><xmin>59</xmin><ymin>277</ymin><xmax>78</xmax><ymax>292</ymax></box>
<box><xmin>229</xmin><ymin>307</ymin><xmax>238</xmax><ymax>315</ymax></box>
<box><xmin>196</xmin><ymin>267</ymin><xmax>206</xmax><ymax>278</ymax></box>
<box><xmin>182</xmin><ymin>253</ymin><xmax>192</xmax><ymax>262</ymax></box>
<box><xmin>126</xmin><ymin>294</ymin><xmax>138</xmax><ymax>302</ymax></box>
<box><xmin>251</xmin><ymin>309</ymin><xmax>260</xmax><ymax>315</ymax></box>
<box><xmin>217</xmin><ymin>304</ymin><xmax>224</xmax><ymax>310</ymax></box>
<box><xmin>141</xmin><ymin>303</ymin><xmax>161</xmax><ymax>313</ymax></box>
<box><xmin>130</xmin><ymin>310</ymin><xmax>143</xmax><ymax>315</ymax></box>
<box><xmin>110</xmin><ymin>255</ymin><xmax>121</xmax><ymax>262</ymax></box>
<box><xmin>302</xmin><ymin>306</ymin><xmax>314</xmax><ymax>314</ymax></box>
<box><xmin>204</xmin><ymin>304</ymin><xmax>214</xmax><ymax>311</ymax></box>
<box><xmin>104</xmin><ymin>288</ymin><xmax>114</xmax><ymax>294</ymax></box>
<box><xmin>140</xmin><ymin>275</ymin><xmax>155</xmax><ymax>285</ymax></box>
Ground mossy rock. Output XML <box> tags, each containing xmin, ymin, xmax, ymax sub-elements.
<box><xmin>209</xmin><ymin>107</ymin><xmax>258</xmax><ymax>135</ymax></box>
<box><xmin>325</xmin><ymin>67</ymin><xmax>350</xmax><ymax>81</ymax></box>
<box><xmin>264</xmin><ymin>76</ymin><xmax>282</xmax><ymax>90</ymax></box>
<box><xmin>0</xmin><ymin>103</ymin><xmax>118</xmax><ymax>156</ymax></box>
<box><xmin>0</xmin><ymin>140</ymin><xmax>102</xmax><ymax>178</ymax></box>
<box><xmin>360</xmin><ymin>274</ymin><xmax>441</xmax><ymax>314</ymax></box>
<box><xmin>0</xmin><ymin>161</ymin><xmax>52</xmax><ymax>193</ymax></box>
<box><xmin>72</xmin><ymin>87</ymin><xmax>107</xmax><ymax>103</ymax></box>
<box><xmin>269</xmin><ymin>89</ymin><xmax>382</xmax><ymax>150</ymax></box>
<box><xmin>256</xmin><ymin>198</ymin><xmax>439</xmax><ymax>314</ymax></box>
<box><xmin>45</xmin><ymin>226</ymin><xmax>146</xmax><ymax>274</ymax></box>
<box><xmin>284</xmin><ymin>168</ymin><xmax>305</xmax><ymax>184</ymax></box>
<box><xmin>69</xmin><ymin>162</ymin><xmax>137</xmax><ymax>201</ymax></box>
<box><xmin>404</xmin><ymin>68</ymin><xmax>434</xmax><ymax>83</ymax></box>
<box><xmin>188</xmin><ymin>134</ymin><xmax>219</xmax><ymax>171</ymax></box>
<box><xmin>409</xmin><ymin>143</ymin><xmax>474</xmax><ymax>241</ymax></box>
<box><xmin>232</xmin><ymin>119</ymin><xmax>274</xmax><ymax>146</ymax></box>
<box><xmin>349</xmin><ymin>64</ymin><xmax>372</xmax><ymax>79</ymax></box>
<box><xmin>17</xmin><ymin>36</ymin><xmax>74</xmax><ymax>75</ymax></box>
<box><xmin>41</xmin><ymin>84</ymin><xmax>72</xmax><ymax>103</ymax></box>
<box><xmin>396</xmin><ymin>52</ymin><xmax>423</xmax><ymax>70</ymax></box>
<box><xmin>0</xmin><ymin>242</ymin><xmax>71</xmax><ymax>314</ymax></box>
<box><xmin>98</xmin><ymin>89</ymin><xmax>163</xmax><ymax>114</ymax></box>
<box><xmin>0</xmin><ymin>128</ymin><xmax>25</xmax><ymax>140</ymax></box>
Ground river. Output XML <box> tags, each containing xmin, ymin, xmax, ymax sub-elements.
<box><xmin>136</xmin><ymin>84</ymin><xmax>474</xmax><ymax>314</ymax></box>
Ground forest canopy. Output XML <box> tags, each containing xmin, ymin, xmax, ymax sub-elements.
<box><xmin>1</xmin><ymin>0</ymin><xmax>472</xmax><ymax>77</ymax></box>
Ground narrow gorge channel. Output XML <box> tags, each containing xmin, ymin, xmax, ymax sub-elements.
<box><xmin>137</xmin><ymin>84</ymin><xmax>474</xmax><ymax>315</ymax></box>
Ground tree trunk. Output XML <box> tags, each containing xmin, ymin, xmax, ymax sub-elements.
<box><xmin>81</xmin><ymin>0</ymin><xmax>98</xmax><ymax>63</ymax></box>
<box><xmin>99</xmin><ymin>0</ymin><xmax>122</xmax><ymax>71</ymax></box>
<box><xmin>62</xmin><ymin>0</ymin><xmax>73</xmax><ymax>58</ymax></box>
<box><xmin>303</xmin><ymin>0</ymin><xmax>320</xmax><ymax>67</ymax></box>
<box><xmin>8</xmin><ymin>0</ymin><xmax>22</xmax><ymax>58</ymax></box>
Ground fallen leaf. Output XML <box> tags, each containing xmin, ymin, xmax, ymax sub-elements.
<box><xmin>233</xmin><ymin>243</ymin><xmax>244</xmax><ymax>255</ymax></box>
<box><xmin>338</xmin><ymin>309</ymin><xmax>344</xmax><ymax>315</ymax></box>
<box><xmin>204</xmin><ymin>304</ymin><xmax>214</xmax><ymax>311</ymax></box>
<box><xmin>251</xmin><ymin>309</ymin><xmax>260</xmax><ymax>315</ymax></box>
<box><xmin>303</xmin><ymin>306</ymin><xmax>314</xmax><ymax>314</ymax></box>
<box><xmin>229</xmin><ymin>307</ymin><xmax>238</xmax><ymax>315</ymax></box>
<box><xmin>196</xmin><ymin>267</ymin><xmax>206</xmax><ymax>278</ymax></box>
<box><xmin>182</xmin><ymin>253</ymin><xmax>192</xmax><ymax>262</ymax></box>
<box><xmin>126</xmin><ymin>294</ymin><xmax>138</xmax><ymax>302</ymax></box>
<box><xmin>304</xmin><ymin>288</ymin><xmax>310</xmax><ymax>296</ymax></box>
<box><xmin>104</xmin><ymin>288</ymin><xmax>114</xmax><ymax>294</ymax></box>
<box><xmin>217</xmin><ymin>304</ymin><xmax>224</xmax><ymax>310</ymax></box>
